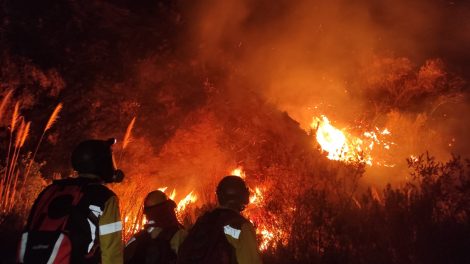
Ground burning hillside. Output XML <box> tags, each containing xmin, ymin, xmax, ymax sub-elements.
<box><xmin>0</xmin><ymin>0</ymin><xmax>470</xmax><ymax>263</ymax></box>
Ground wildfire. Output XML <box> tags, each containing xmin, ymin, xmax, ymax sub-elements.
<box><xmin>122</xmin><ymin>187</ymin><xmax>197</xmax><ymax>240</ymax></box>
<box><xmin>176</xmin><ymin>191</ymin><xmax>198</xmax><ymax>213</ymax></box>
<box><xmin>231</xmin><ymin>167</ymin><xmax>246</xmax><ymax>178</ymax></box>
<box><xmin>250</xmin><ymin>187</ymin><xmax>263</xmax><ymax>204</ymax></box>
<box><xmin>311</xmin><ymin>115</ymin><xmax>394</xmax><ymax>166</ymax></box>
<box><xmin>230</xmin><ymin>167</ymin><xmax>286</xmax><ymax>251</ymax></box>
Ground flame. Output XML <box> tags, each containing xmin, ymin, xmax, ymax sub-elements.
<box><xmin>169</xmin><ymin>188</ymin><xmax>176</xmax><ymax>200</ymax></box>
<box><xmin>176</xmin><ymin>191</ymin><xmax>198</xmax><ymax>213</ymax></box>
<box><xmin>249</xmin><ymin>187</ymin><xmax>262</xmax><ymax>204</ymax></box>
<box><xmin>231</xmin><ymin>167</ymin><xmax>246</xmax><ymax>178</ymax></box>
<box><xmin>259</xmin><ymin>228</ymin><xmax>276</xmax><ymax>251</ymax></box>
<box><xmin>226</xmin><ymin>167</ymin><xmax>285</xmax><ymax>251</ymax></box>
<box><xmin>313</xmin><ymin>116</ymin><xmax>351</xmax><ymax>161</ymax></box>
<box><xmin>311</xmin><ymin>115</ymin><xmax>394</xmax><ymax>166</ymax></box>
<box><xmin>239</xmin><ymin>179</ymin><xmax>286</xmax><ymax>251</ymax></box>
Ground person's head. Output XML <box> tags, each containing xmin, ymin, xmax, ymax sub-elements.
<box><xmin>71</xmin><ymin>138</ymin><xmax>124</xmax><ymax>183</ymax></box>
<box><xmin>216</xmin><ymin>176</ymin><xmax>250</xmax><ymax>211</ymax></box>
<box><xmin>143</xmin><ymin>190</ymin><xmax>178</xmax><ymax>226</ymax></box>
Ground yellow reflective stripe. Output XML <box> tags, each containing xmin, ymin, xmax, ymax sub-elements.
<box><xmin>99</xmin><ymin>221</ymin><xmax>122</xmax><ymax>235</ymax></box>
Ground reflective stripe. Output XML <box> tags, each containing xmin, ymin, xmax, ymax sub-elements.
<box><xmin>147</xmin><ymin>227</ymin><xmax>155</xmax><ymax>233</ymax></box>
<box><xmin>87</xmin><ymin>205</ymin><xmax>101</xmax><ymax>252</ymax></box>
<box><xmin>89</xmin><ymin>205</ymin><xmax>103</xmax><ymax>217</ymax></box>
<box><xmin>99</xmin><ymin>221</ymin><xmax>122</xmax><ymax>235</ymax></box>
<box><xmin>18</xmin><ymin>232</ymin><xmax>28</xmax><ymax>263</ymax></box>
<box><xmin>224</xmin><ymin>225</ymin><xmax>241</xmax><ymax>239</ymax></box>
<box><xmin>147</xmin><ymin>220</ymin><xmax>155</xmax><ymax>225</ymax></box>
<box><xmin>125</xmin><ymin>237</ymin><xmax>136</xmax><ymax>247</ymax></box>
<box><xmin>47</xmin><ymin>233</ymin><xmax>65</xmax><ymax>264</ymax></box>
<box><xmin>87</xmin><ymin>219</ymin><xmax>97</xmax><ymax>253</ymax></box>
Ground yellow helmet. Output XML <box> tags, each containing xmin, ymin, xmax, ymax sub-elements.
<box><xmin>144</xmin><ymin>190</ymin><xmax>169</xmax><ymax>207</ymax></box>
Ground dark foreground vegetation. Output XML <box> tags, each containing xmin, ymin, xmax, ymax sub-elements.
<box><xmin>261</xmin><ymin>154</ymin><xmax>470</xmax><ymax>264</ymax></box>
<box><xmin>1</xmin><ymin>154</ymin><xmax>469</xmax><ymax>264</ymax></box>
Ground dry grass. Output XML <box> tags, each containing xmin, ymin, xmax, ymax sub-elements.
<box><xmin>44</xmin><ymin>103</ymin><xmax>62</xmax><ymax>132</ymax></box>
<box><xmin>23</xmin><ymin>103</ymin><xmax>63</xmax><ymax>198</ymax></box>
<box><xmin>122</xmin><ymin>116</ymin><xmax>136</xmax><ymax>150</ymax></box>
<box><xmin>0</xmin><ymin>90</ymin><xmax>13</xmax><ymax>123</ymax></box>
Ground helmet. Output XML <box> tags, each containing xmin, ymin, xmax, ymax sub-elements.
<box><xmin>144</xmin><ymin>190</ymin><xmax>169</xmax><ymax>207</ymax></box>
<box><xmin>71</xmin><ymin>138</ymin><xmax>124</xmax><ymax>183</ymax></box>
<box><xmin>216</xmin><ymin>176</ymin><xmax>250</xmax><ymax>211</ymax></box>
<box><xmin>143</xmin><ymin>190</ymin><xmax>178</xmax><ymax>226</ymax></box>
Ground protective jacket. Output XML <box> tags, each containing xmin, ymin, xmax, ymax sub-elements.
<box><xmin>220</xmin><ymin>208</ymin><xmax>262</xmax><ymax>264</ymax></box>
<box><xmin>177</xmin><ymin>207</ymin><xmax>262</xmax><ymax>264</ymax></box>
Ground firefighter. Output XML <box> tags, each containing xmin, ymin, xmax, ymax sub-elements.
<box><xmin>124</xmin><ymin>190</ymin><xmax>187</xmax><ymax>264</ymax></box>
<box><xmin>177</xmin><ymin>175</ymin><xmax>262</xmax><ymax>264</ymax></box>
<box><xmin>18</xmin><ymin>138</ymin><xmax>125</xmax><ymax>264</ymax></box>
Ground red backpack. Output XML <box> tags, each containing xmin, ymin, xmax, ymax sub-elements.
<box><xmin>18</xmin><ymin>180</ymin><xmax>94</xmax><ymax>264</ymax></box>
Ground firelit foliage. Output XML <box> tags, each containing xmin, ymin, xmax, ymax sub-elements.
<box><xmin>263</xmin><ymin>154</ymin><xmax>470</xmax><ymax>264</ymax></box>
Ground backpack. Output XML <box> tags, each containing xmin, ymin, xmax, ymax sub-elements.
<box><xmin>18</xmin><ymin>180</ymin><xmax>99</xmax><ymax>264</ymax></box>
<box><xmin>125</xmin><ymin>226</ymin><xmax>179</xmax><ymax>264</ymax></box>
<box><xmin>177</xmin><ymin>208</ymin><xmax>245</xmax><ymax>264</ymax></box>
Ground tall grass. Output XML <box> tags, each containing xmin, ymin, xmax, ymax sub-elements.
<box><xmin>23</xmin><ymin>103</ymin><xmax>62</xmax><ymax>184</ymax></box>
<box><xmin>0</xmin><ymin>101</ymin><xmax>62</xmax><ymax>213</ymax></box>
<box><xmin>0</xmin><ymin>91</ymin><xmax>13</xmax><ymax>212</ymax></box>
<box><xmin>0</xmin><ymin>89</ymin><xmax>13</xmax><ymax>122</ymax></box>
<box><xmin>0</xmin><ymin>115</ymin><xmax>31</xmax><ymax>211</ymax></box>
<box><xmin>8</xmin><ymin>121</ymin><xmax>30</xmax><ymax>210</ymax></box>
<box><xmin>0</xmin><ymin>102</ymin><xmax>20</xmax><ymax>210</ymax></box>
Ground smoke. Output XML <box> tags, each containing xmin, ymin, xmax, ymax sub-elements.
<box><xmin>173</xmin><ymin>0</ymin><xmax>470</xmax><ymax>185</ymax></box>
<box><xmin>182</xmin><ymin>0</ymin><xmax>468</xmax><ymax>116</ymax></box>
